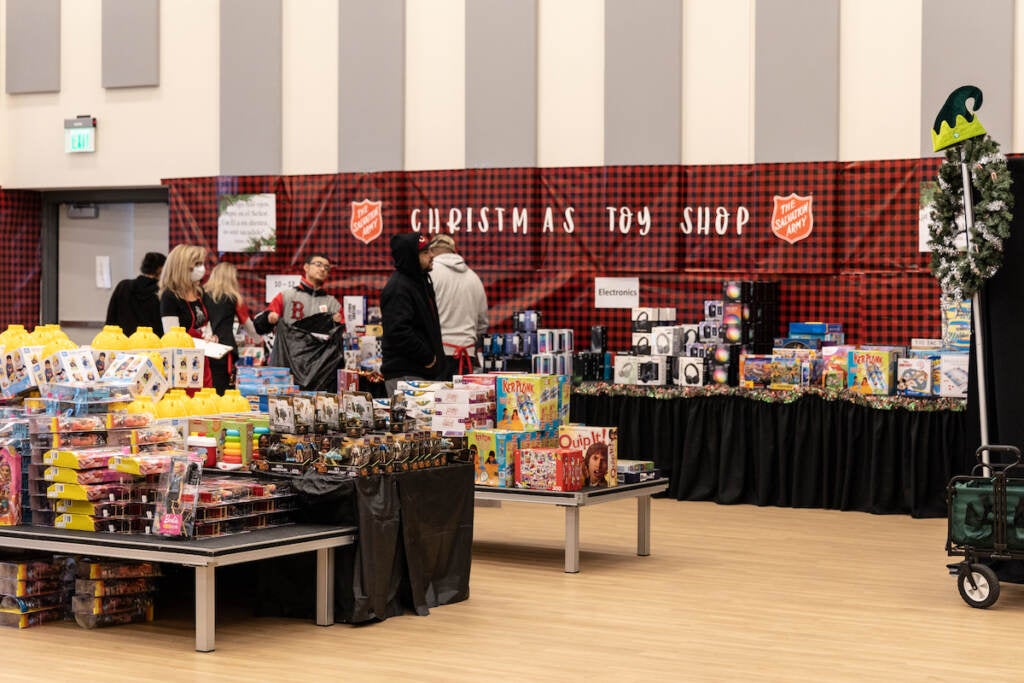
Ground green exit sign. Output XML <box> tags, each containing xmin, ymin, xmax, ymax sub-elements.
<box><xmin>64</xmin><ymin>116</ymin><xmax>96</xmax><ymax>153</ymax></box>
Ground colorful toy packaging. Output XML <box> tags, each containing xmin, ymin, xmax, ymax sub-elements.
<box><xmin>847</xmin><ymin>349</ymin><xmax>897</xmax><ymax>395</ymax></box>
<box><xmin>495</xmin><ymin>374</ymin><xmax>560</xmax><ymax>431</ymax></box>
<box><xmin>558</xmin><ymin>425</ymin><xmax>617</xmax><ymax>488</ymax></box>
<box><xmin>468</xmin><ymin>429</ymin><xmax>518</xmax><ymax>487</ymax></box>
<box><xmin>896</xmin><ymin>357</ymin><xmax>934</xmax><ymax>397</ymax></box>
<box><xmin>0</xmin><ymin>445</ymin><xmax>20</xmax><ymax>525</ymax></box>
<box><xmin>514</xmin><ymin>447</ymin><xmax>584</xmax><ymax>492</ymax></box>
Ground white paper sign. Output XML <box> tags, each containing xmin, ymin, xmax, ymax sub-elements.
<box><xmin>95</xmin><ymin>255</ymin><xmax>111</xmax><ymax>289</ymax></box>
<box><xmin>265</xmin><ymin>274</ymin><xmax>301</xmax><ymax>303</ymax></box>
<box><xmin>594</xmin><ymin>277</ymin><xmax>640</xmax><ymax>309</ymax></box>
<box><xmin>218</xmin><ymin>193</ymin><xmax>277</xmax><ymax>253</ymax></box>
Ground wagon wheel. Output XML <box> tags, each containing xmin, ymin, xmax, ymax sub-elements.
<box><xmin>957</xmin><ymin>563</ymin><xmax>1000</xmax><ymax>609</ymax></box>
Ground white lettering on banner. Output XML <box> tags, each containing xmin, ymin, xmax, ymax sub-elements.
<box><xmin>606</xmin><ymin>206</ymin><xmax>651</xmax><ymax>235</ymax></box>
<box><xmin>679</xmin><ymin>206</ymin><xmax>749</xmax><ymax>235</ymax></box>
<box><xmin>410</xmin><ymin>205</ymin><xmax>577</xmax><ymax>235</ymax></box>
<box><xmin>407</xmin><ymin>203</ymin><xmax>755</xmax><ymax>240</ymax></box>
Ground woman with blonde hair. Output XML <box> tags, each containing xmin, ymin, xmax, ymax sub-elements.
<box><xmin>159</xmin><ymin>243</ymin><xmax>214</xmax><ymax>388</ymax></box>
<box><xmin>204</xmin><ymin>261</ymin><xmax>260</xmax><ymax>393</ymax></box>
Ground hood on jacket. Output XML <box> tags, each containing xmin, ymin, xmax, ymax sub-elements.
<box><xmin>391</xmin><ymin>233</ymin><xmax>430</xmax><ymax>276</ymax></box>
<box><xmin>131</xmin><ymin>275</ymin><xmax>159</xmax><ymax>302</ymax></box>
<box><xmin>432</xmin><ymin>252</ymin><xmax>468</xmax><ymax>273</ymax></box>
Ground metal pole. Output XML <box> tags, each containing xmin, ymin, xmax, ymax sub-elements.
<box><xmin>960</xmin><ymin>146</ymin><xmax>990</xmax><ymax>468</ymax></box>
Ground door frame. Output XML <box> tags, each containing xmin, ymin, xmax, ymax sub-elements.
<box><xmin>40</xmin><ymin>186</ymin><xmax>169</xmax><ymax>324</ymax></box>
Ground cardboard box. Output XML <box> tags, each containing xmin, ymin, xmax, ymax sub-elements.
<box><xmin>613</xmin><ymin>356</ymin><xmax>638</xmax><ymax>385</ymax></box>
<box><xmin>673</xmin><ymin>356</ymin><xmax>705</xmax><ymax>387</ymax></box>
<box><xmin>938</xmin><ymin>353</ymin><xmax>969</xmax><ymax>398</ymax></box>
<box><xmin>514</xmin><ymin>447</ymin><xmax>584</xmax><ymax>491</ymax></box>
<box><xmin>495</xmin><ymin>374</ymin><xmax>559</xmax><ymax>431</ymax></box>
<box><xmin>896</xmin><ymin>357</ymin><xmax>934</xmax><ymax>397</ymax></box>
<box><xmin>848</xmin><ymin>349</ymin><xmax>897</xmax><ymax>395</ymax></box>
<box><xmin>468</xmin><ymin>429</ymin><xmax>519</xmax><ymax>487</ymax></box>
<box><xmin>101</xmin><ymin>353</ymin><xmax>168</xmax><ymax>400</ymax></box>
<box><xmin>558</xmin><ymin>425</ymin><xmax>617</xmax><ymax>488</ymax></box>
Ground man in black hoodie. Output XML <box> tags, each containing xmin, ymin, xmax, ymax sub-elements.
<box><xmin>381</xmin><ymin>233</ymin><xmax>447</xmax><ymax>396</ymax></box>
<box><xmin>104</xmin><ymin>252</ymin><xmax>166</xmax><ymax>336</ymax></box>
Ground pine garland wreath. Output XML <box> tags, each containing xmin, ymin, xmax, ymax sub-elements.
<box><xmin>928</xmin><ymin>134</ymin><xmax>1014</xmax><ymax>299</ymax></box>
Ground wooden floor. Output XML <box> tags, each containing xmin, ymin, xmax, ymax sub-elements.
<box><xmin>1</xmin><ymin>498</ymin><xmax>1020</xmax><ymax>681</ymax></box>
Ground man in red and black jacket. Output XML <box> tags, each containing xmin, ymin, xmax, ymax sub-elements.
<box><xmin>253</xmin><ymin>253</ymin><xmax>343</xmax><ymax>335</ymax></box>
<box><xmin>380</xmin><ymin>233</ymin><xmax>447</xmax><ymax>396</ymax></box>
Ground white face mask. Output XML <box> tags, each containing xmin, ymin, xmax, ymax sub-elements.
<box><xmin>190</xmin><ymin>265</ymin><xmax>206</xmax><ymax>282</ymax></box>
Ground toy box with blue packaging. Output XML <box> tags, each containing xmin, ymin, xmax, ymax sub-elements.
<box><xmin>495</xmin><ymin>374</ymin><xmax>559</xmax><ymax>431</ymax></box>
<box><xmin>896</xmin><ymin>357</ymin><xmax>934</xmax><ymax>397</ymax></box>
<box><xmin>847</xmin><ymin>349</ymin><xmax>897</xmax><ymax>395</ymax></box>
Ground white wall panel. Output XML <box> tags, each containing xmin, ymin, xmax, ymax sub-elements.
<box><xmin>1013</xmin><ymin>2</ymin><xmax>1024</xmax><ymax>153</ymax></box>
<box><xmin>405</xmin><ymin>0</ymin><xmax>464</xmax><ymax>171</ymax></box>
<box><xmin>2</xmin><ymin>0</ymin><xmax>219</xmax><ymax>188</ymax></box>
<box><xmin>537</xmin><ymin>0</ymin><xmax>603</xmax><ymax>167</ymax></box>
<box><xmin>839</xmin><ymin>0</ymin><xmax>920</xmax><ymax>161</ymax></box>
<box><xmin>283</xmin><ymin>0</ymin><xmax>338</xmax><ymax>175</ymax></box>
<box><xmin>681</xmin><ymin>0</ymin><xmax>753</xmax><ymax>165</ymax></box>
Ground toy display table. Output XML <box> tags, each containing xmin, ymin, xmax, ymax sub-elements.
<box><xmin>474</xmin><ymin>478</ymin><xmax>669</xmax><ymax>572</ymax></box>
<box><xmin>0</xmin><ymin>523</ymin><xmax>356</xmax><ymax>652</ymax></box>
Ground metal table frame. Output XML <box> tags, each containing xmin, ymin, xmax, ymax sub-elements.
<box><xmin>0</xmin><ymin>524</ymin><xmax>356</xmax><ymax>652</ymax></box>
<box><xmin>474</xmin><ymin>478</ymin><xmax>668</xmax><ymax>573</ymax></box>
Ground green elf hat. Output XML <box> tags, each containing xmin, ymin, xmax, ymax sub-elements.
<box><xmin>932</xmin><ymin>85</ymin><xmax>986</xmax><ymax>152</ymax></box>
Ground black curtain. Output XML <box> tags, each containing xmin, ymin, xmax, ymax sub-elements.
<box><xmin>974</xmin><ymin>157</ymin><xmax>1024</xmax><ymax>457</ymax></box>
<box><xmin>571</xmin><ymin>393</ymin><xmax>971</xmax><ymax>517</ymax></box>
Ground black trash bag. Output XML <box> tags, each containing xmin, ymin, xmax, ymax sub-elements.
<box><xmin>268</xmin><ymin>312</ymin><xmax>345</xmax><ymax>391</ymax></box>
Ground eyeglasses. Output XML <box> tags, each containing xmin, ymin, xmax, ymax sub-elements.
<box><xmin>309</xmin><ymin>261</ymin><xmax>331</xmax><ymax>271</ymax></box>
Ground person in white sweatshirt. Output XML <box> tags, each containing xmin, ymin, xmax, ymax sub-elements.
<box><xmin>428</xmin><ymin>234</ymin><xmax>489</xmax><ymax>375</ymax></box>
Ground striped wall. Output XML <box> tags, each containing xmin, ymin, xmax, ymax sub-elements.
<box><xmin>0</xmin><ymin>0</ymin><xmax>1020</xmax><ymax>187</ymax></box>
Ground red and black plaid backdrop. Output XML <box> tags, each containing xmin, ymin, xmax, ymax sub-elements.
<box><xmin>163</xmin><ymin>158</ymin><xmax>946</xmax><ymax>350</ymax></box>
<box><xmin>0</xmin><ymin>190</ymin><xmax>42</xmax><ymax>329</ymax></box>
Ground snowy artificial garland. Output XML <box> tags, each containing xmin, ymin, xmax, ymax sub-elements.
<box><xmin>927</xmin><ymin>134</ymin><xmax>1014</xmax><ymax>300</ymax></box>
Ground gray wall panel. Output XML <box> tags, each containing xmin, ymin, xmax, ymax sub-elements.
<box><xmin>466</xmin><ymin>0</ymin><xmax>537</xmax><ymax>168</ymax></box>
<box><xmin>103</xmin><ymin>0</ymin><xmax>160</xmax><ymax>88</ymax></box>
<box><xmin>5</xmin><ymin>0</ymin><xmax>60</xmax><ymax>94</ymax></box>
<box><xmin>339</xmin><ymin>0</ymin><xmax>405</xmax><ymax>173</ymax></box>
<box><xmin>754</xmin><ymin>0</ymin><xmax>839</xmax><ymax>163</ymax></box>
<box><xmin>220</xmin><ymin>0</ymin><xmax>282</xmax><ymax>175</ymax></box>
<box><xmin>921</xmin><ymin>0</ymin><xmax>1013</xmax><ymax>156</ymax></box>
<box><xmin>604</xmin><ymin>0</ymin><xmax>681</xmax><ymax>165</ymax></box>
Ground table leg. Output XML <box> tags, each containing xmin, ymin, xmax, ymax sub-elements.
<box><xmin>315</xmin><ymin>547</ymin><xmax>335</xmax><ymax>626</ymax></box>
<box><xmin>194</xmin><ymin>564</ymin><xmax>216</xmax><ymax>652</ymax></box>
<box><xmin>564</xmin><ymin>505</ymin><xmax>580</xmax><ymax>573</ymax></box>
<box><xmin>637</xmin><ymin>494</ymin><xmax>651</xmax><ymax>556</ymax></box>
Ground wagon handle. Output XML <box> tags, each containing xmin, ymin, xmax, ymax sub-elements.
<box><xmin>975</xmin><ymin>445</ymin><xmax>1023</xmax><ymax>473</ymax></box>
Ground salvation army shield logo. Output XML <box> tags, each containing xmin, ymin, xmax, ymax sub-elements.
<box><xmin>770</xmin><ymin>193</ymin><xmax>814</xmax><ymax>244</ymax></box>
<box><xmin>350</xmin><ymin>199</ymin><xmax>383</xmax><ymax>245</ymax></box>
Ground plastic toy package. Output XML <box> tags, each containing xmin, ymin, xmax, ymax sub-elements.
<box><xmin>152</xmin><ymin>456</ymin><xmax>202</xmax><ymax>538</ymax></box>
<box><xmin>75</xmin><ymin>576</ymin><xmax>158</xmax><ymax>597</ymax></box>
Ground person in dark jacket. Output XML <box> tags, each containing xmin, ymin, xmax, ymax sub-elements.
<box><xmin>381</xmin><ymin>233</ymin><xmax>446</xmax><ymax>396</ymax></box>
<box><xmin>104</xmin><ymin>252</ymin><xmax>166</xmax><ymax>336</ymax></box>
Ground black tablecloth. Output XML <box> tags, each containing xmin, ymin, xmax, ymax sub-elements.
<box><xmin>571</xmin><ymin>393</ymin><xmax>972</xmax><ymax>518</ymax></box>
<box><xmin>253</xmin><ymin>462</ymin><xmax>474</xmax><ymax>623</ymax></box>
